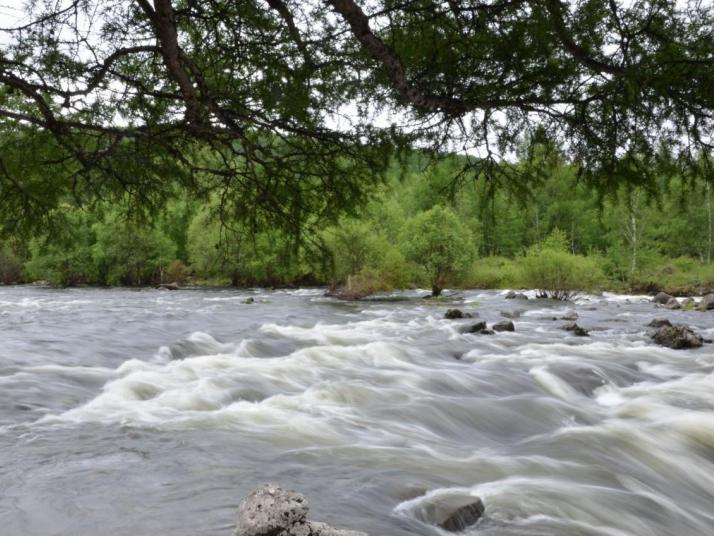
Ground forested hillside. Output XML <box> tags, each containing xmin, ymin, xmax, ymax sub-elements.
<box><xmin>2</xmin><ymin>152</ymin><xmax>712</xmax><ymax>296</ymax></box>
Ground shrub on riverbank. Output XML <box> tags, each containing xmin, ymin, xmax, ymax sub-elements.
<box><xmin>516</xmin><ymin>230</ymin><xmax>606</xmax><ymax>299</ymax></box>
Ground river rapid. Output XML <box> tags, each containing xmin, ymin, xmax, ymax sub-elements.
<box><xmin>1</xmin><ymin>286</ymin><xmax>713</xmax><ymax>536</ymax></box>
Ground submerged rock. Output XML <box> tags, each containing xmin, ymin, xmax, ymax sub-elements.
<box><xmin>235</xmin><ymin>484</ymin><xmax>366</xmax><ymax>536</ymax></box>
<box><xmin>653</xmin><ymin>291</ymin><xmax>674</xmax><ymax>305</ymax></box>
<box><xmin>445</xmin><ymin>309</ymin><xmax>473</xmax><ymax>319</ymax></box>
<box><xmin>562</xmin><ymin>322</ymin><xmax>589</xmax><ymax>336</ymax></box>
<box><xmin>500</xmin><ymin>310</ymin><xmax>522</xmax><ymax>319</ymax></box>
<box><xmin>242</xmin><ymin>297</ymin><xmax>255</xmax><ymax>304</ymax></box>
<box><xmin>440</xmin><ymin>499</ymin><xmax>485</xmax><ymax>532</ymax></box>
<box><xmin>652</xmin><ymin>324</ymin><xmax>703</xmax><ymax>349</ymax></box>
<box><xmin>560</xmin><ymin>310</ymin><xmax>578</xmax><ymax>321</ymax></box>
<box><xmin>157</xmin><ymin>282</ymin><xmax>180</xmax><ymax>290</ymax></box>
<box><xmin>477</xmin><ymin>328</ymin><xmax>495</xmax><ymax>335</ymax></box>
<box><xmin>492</xmin><ymin>320</ymin><xmax>515</xmax><ymax>332</ymax></box>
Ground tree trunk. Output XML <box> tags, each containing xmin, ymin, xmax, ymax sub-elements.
<box><xmin>431</xmin><ymin>285</ymin><xmax>442</xmax><ymax>297</ymax></box>
<box><xmin>707</xmin><ymin>181</ymin><xmax>712</xmax><ymax>264</ymax></box>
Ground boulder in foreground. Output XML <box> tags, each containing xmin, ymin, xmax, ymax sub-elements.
<box><xmin>235</xmin><ymin>484</ymin><xmax>367</xmax><ymax>536</ymax></box>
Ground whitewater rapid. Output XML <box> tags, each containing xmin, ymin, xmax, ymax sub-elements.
<box><xmin>0</xmin><ymin>286</ymin><xmax>713</xmax><ymax>535</ymax></box>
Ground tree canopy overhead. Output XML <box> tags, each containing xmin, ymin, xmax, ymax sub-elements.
<box><xmin>0</xmin><ymin>0</ymin><xmax>712</xmax><ymax>231</ymax></box>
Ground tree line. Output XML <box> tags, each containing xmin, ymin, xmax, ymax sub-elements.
<box><xmin>2</xmin><ymin>153</ymin><xmax>713</xmax><ymax>296</ymax></box>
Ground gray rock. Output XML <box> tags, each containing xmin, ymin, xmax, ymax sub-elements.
<box><xmin>236</xmin><ymin>484</ymin><xmax>309</xmax><ymax>536</ymax></box>
<box><xmin>560</xmin><ymin>310</ymin><xmax>578</xmax><ymax>321</ymax></box>
<box><xmin>235</xmin><ymin>485</ymin><xmax>367</xmax><ymax>536</ymax></box>
<box><xmin>461</xmin><ymin>321</ymin><xmax>487</xmax><ymax>333</ymax></box>
<box><xmin>415</xmin><ymin>494</ymin><xmax>485</xmax><ymax>532</ymax></box>
<box><xmin>477</xmin><ymin>329</ymin><xmax>495</xmax><ymax>335</ymax></box>
<box><xmin>492</xmin><ymin>320</ymin><xmax>515</xmax><ymax>332</ymax></box>
<box><xmin>157</xmin><ymin>282</ymin><xmax>180</xmax><ymax>290</ymax></box>
<box><xmin>242</xmin><ymin>297</ymin><xmax>255</xmax><ymax>304</ymax></box>
<box><xmin>562</xmin><ymin>322</ymin><xmax>589</xmax><ymax>336</ymax></box>
<box><xmin>653</xmin><ymin>291</ymin><xmax>674</xmax><ymax>305</ymax></box>
<box><xmin>445</xmin><ymin>309</ymin><xmax>473</xmax><ymax>319</ymax></box>
<box><xmin>648</xmin><ymin>318</ymin><xmax>672</xmax><ymax>328</ymax></box>
<box><xmin>665</xmin><ymin>297</ymin><xmax>681</xmax><ymax>310</ymax></box>
<box><xmin>652</xmin><ymin>325</ymin><xmax>703</xmax><ymax>349</ymax></box>
<box><xmin>500</xmin><ymin>310</ymin><xmax>522</xmax><ymax>319</ymax></box>
<box><xmin>505</xmin><ymin>291</ymin><xmax>528</xmax><ymax>300</ymax></box>
<box><xmin>702</xmin><ymin>293</ymin><xmax>714</xmax><ymax>310</ymax></box>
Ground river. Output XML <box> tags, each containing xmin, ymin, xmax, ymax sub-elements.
<box><xmin>1</xmin><ymin>286</ymin><xmax>713</xmax><ymax>535</ymax></box>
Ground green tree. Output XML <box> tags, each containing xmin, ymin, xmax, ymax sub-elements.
<box><xmin>92</xmin><ymin>214</ymin><xmax>177</xmax><ymax>286</ymax></box>
<box><xmin>403</xmin><ymin>206</ymin><xmax>474</xmax><ymax>296</ymax></box>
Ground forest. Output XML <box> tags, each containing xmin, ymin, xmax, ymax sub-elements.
<box><xmin>2</xmin><ymin>150</ymin><xmax>712</xmax><ymax>298</ymax></box>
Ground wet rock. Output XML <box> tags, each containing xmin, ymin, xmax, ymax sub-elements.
<box><xmin>653</xmin><ymin>291</ymin><xmax>674</xmax><ymax>305</ymax></box>
<box><xmin>562</xmin><ymin>322</ymin><xmax>589</xmax><ymax>336</ymax></box>
<box><xmin>560</xmin><ymin>310</ymin><xmax>578</xmax><ymax>321</ymax></box>
<box><xmin>702</xmin><ymin>293</ymin><xmax>714</xmax><ymax>310</ymax></box>
<box><xmin>665</xmin><ymin>297</ymin><xmax>681</xmax><ymax>310</ymax></box>
<box><xmin>439</xmin><ymin>499</ymin><xmax>485</xmax><ymax>532</ymax></box>
<box><xmin>500</xmin><ymin>310</ymin><xmax>521</xmax><ymax>319</ymax></box>
<box><xmin>157</xmin><ymin>282</ymin><xmax>180</xmax><ymax>290</ymax></box>
<box><xmin>477</xmin><ymin>329</ymin><xmax>495</xmax><ymax>335</ymax></box>
<box><xmin>505</xmin><ymin>291</ymin><xmax>528</xmax><ymax>300</ymax></box>
<box><xmin>235</xmin><ymin>484</ymin><xmax>366</xmax><ymax>536</ymax></box>
<box><xmin>652</xmin><ymin>324</ymin><xmax>703</xmax><ymax>349</ymax></box>
<box><xmin>242</xmin><ymin>297</ymin><xmax>255</xmax><ymax>304</ymax></box>
<box><xmin>445</xmin><ymin>309</ymin><xmax>473</xmax><ymax>319</ymax></box>
<box><xmin>416</xmin><ymin>494</ymin><xmax>485</xmax><ymax>532</ymax></box>
<box><xmin>325</xmin><ymin>287</ymin><xmax>370</xmax><ymax>300</ymax></box>
<box><xmin>461</xmin><ymin>321</ymin><xmax>487</xmax><ymax>333</ymax></box>
<box><xmin>492</xmin><ymin>320</ymin><xmax>515</xmax><ymax>332</ymax></box>
<box><xmin>236</xmin><ymin>484</ymin><xmax>308</xmax><ymax>536</ymax></box>
<box><xmin>648</xmin><ymin>318</ymin><xmax>672</xmax><ymax>328</ymax></box>
<box><xmin>682</xmin><ymin>297</ymin><xmax>696</xmax><ymax>310</ymax></box>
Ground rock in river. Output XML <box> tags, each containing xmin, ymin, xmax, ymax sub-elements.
<box><xmin>562</xmin><ymin>322</ymin><xmax>589</xmax><ymax>336</ymax></box>
<box><xmin>665</xmin><ymin>297</ymin><xmax>681</xmax><ymax>310</ymax></box>
<box><xmin>648</xmin><ymin>318</ymin><xmax>672</xmax><ymax>328</ymax></box>
<box><xmin>445</xmin><ymin>309</ymin><xmax>473</xmax><ymax>319</ymax></box>
<box><xmin>461</xmin><ymin>321</ymin><xmax>487</xmax><ymax>333</ymax></box>
<box><xmin>440</xmin><ymin>499</ymin><xmax>485</xmax><ymax>532</ymax></box>
<box><xmin>235</xmin><ymin>484</ymin><xmax>367</xmax><ymax>536</ymax></box>
<box><xmin>492</xmin><ymin>320</ymin><xmax>515</xmax><ymax>332</ymax></box>
<box><xmin>653</xmin><ymin>291</ymin><xmax>674</xmax><ymax>305</ymax></box>
<box><xmin>652</xmin><ymin>324</ymin><xmax>703</xmax><ymax>349</ymax></box>
<box><xmin>701</xmin><ymin>293</ymin><xmax>714</xmax><ymax>310</ymax></box>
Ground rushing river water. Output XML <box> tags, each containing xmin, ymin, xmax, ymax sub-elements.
<box><xmin>1</xmin><ymin>286</ymin><xmax>713</xmax><ymax>536</ymax></box>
